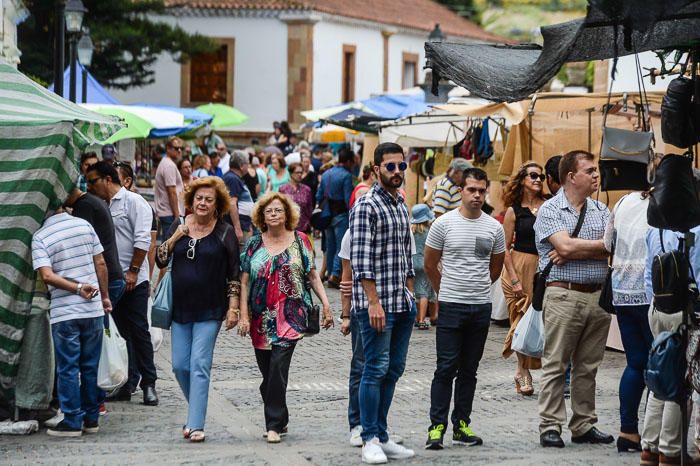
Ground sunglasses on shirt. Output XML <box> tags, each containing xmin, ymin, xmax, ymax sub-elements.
<box><xmin>527</xmin><ymin>172</ymin><xmax>546</xmax><ymax>182</ymax></box>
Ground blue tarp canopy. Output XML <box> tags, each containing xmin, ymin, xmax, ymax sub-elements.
<box><xmin>48</xmin><ymin>64</ymin><xmax>119</xmax><ymax>104</ymax></box>
<box><xmin>360</xmin><ymin>92</ymin><xmax>429</xmax><ymax>119</ymax></box>
<box><xmin>137</xmin><ymin>104</ymin><xmax>214</xmax><ymax>137</ymax></box>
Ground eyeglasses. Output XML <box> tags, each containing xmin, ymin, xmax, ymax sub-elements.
<box><xmin>169</xmin><ymin>146</ymin><xmax>183</xmax><ymax>152</ymax></box>
<box><xmin>86</xmin><ymin>177</ymin><xmax>103</xmax><ymax>185</ymax></box>
<box><xmin>527</xmin><ymin>173</ymin><xmax>546</xmax><ymax>182</ymax></box>
<box><xmin>381</xmin><ymin>161</ymin><xmax>407</xmax><ymax>172</ymax></box>
<box><xmin>187</xmin><ymin>238</ymin><xmax>198</xmax><ymax>260</ymax></box>
<box><xmin>264</xmin><ymin>208</ymin><xmax>285</xmax><ymax>216</ymax></box>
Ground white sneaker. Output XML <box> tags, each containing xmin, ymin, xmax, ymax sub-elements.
<box><xmin>350</xmin><ymin>425</ymin><xmax>364</xmax><ymax>447</ymax></box>
<box><xmin>44</xmin><ymin>410</ymin><xmax>63</xmax><ymax>428</ymax></box>
<box><xmin>362</xmin><ymin>437</ymin><xmax>388</xmax><ymax>464</ymax></box>
<box><xmin>380</xmin><ymin>439</ymin><xmax>415</xmax><ymax>459</ymax></box>
<box><xmin>388</xmin><ymin>432</ymin><xmax>403</xmax><ymax>444</ymax></box>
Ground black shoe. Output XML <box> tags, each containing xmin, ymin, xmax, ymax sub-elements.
<box><xmin>47</xmin><ymin>420</ymin><xmax>82</xmax><ymax>437</ymax></box>
<box><xmin>82</xmin><ymin>419</ymin><xmax>99</xmax><ymax>434</ymax></box>
<box><xmin>616</xmin><ymin>436</ymin><xmax>641</xmax><ymax>452</ymax></box>
<box><xmin>571</xmin><ymin>427</ymin><xmax>614</xmax><ymax>444</ymax></box>
<box><xmin>143</xmin><ymin>385</ymin><xmax>159</xmax><ymax>406</ymax></box>
<box><xmin>16</xmin><ymin>407</ymin><xmax>57</xmax><ymax>424</ymax></box>
<box><xmin>425</xmin><ymin>423</ymin><xmax>445</xmax><ymax>450</ymax></box>
<box><xmin>540</xmin><ymin>430</ymin><xmax>565</xmax><ymax>448</ymax></box>
<box><xmin>105</xmin><ymin>386</ymin><xmax>131</xmax><ymax>402</ymax></box>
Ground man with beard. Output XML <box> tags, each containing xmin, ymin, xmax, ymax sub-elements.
<box><xmin>423</xmin><ymin>167</ymin><xmax>505</xmax><ymax>450</ymax></box>
<box><xmin>350</xmin><ymin>142</ymin><xmax>416</xmax><ymax>464</ymax></box>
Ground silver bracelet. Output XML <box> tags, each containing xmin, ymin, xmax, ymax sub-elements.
<box><xmin>76</xmin><ymin>283</ymin><xmax>83</xmax><ymax>295</ymax></box>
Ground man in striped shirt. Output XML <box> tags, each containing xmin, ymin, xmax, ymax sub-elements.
<box><xmin>32</xmin><ymin>208</ymin><xmax>111</xmax><ymax>437</ymax></box>
<box><xmin>431</xmin><ymin>158</ymin><xmax>472</xmax><ymax>217</ymax></box>
<box><xmin>350</xmin><ymin>142</ymin><xmax>416</xmax><ymax>464</ymax></box>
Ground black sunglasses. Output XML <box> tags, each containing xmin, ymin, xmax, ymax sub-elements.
<box><xmin>87</xmin><ymin>176</ymin><xmax>103</xmax><ymax>185</ymax></box>
<box><xmin>382</xmin><ymin>161</ymin><xmax>407</xmax><ymax>172</ymax></box>
<box><xmin>527</xmin><ymin>172</ymin><xmax>546</xmax><ymax>182</ymax></box>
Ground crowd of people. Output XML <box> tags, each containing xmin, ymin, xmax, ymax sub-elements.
<box><xmin>25</xmin><ymin>126</ymin><xmax>700</xmax><ymax>466</ymax></box>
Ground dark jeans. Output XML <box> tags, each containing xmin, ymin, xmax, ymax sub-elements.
<box><xmin>324</xmin><ymin>212</ymin><xmax>348</xmax><ymax>278</ymax></box>
<box><xmin>430</xmin><ymin>301</ymin><xmax>491</xmax><ymax>428</ymax></box>
<box><xmin>358</xmin><ymin>304</ymin><xmax>416</xmax><ymax>442</ymax></box>
<box><xmin>255</xmin><ymin>343</ymin><xmax>297</xmax><ymax>432</ymax></box>
<box><xmin>51</xmin><ymin>316</ymin><xmax>103</xmax><ymax>429</ymax></box>
<box><xmin>112</xmin><ymin>281</ymin><xmax>157</xmax><ymax>390</ymax></box>
<box><xmin>348</xmin><ymin>312</ymin><xmax>364</xmax><ymax>429</ymax></box>
<box><xmin>159</xmin><ymin>215</ymin><xmax>175</xmax><ymax>242</ymax></box>
<box><xmin>616</xmin><ymin>304</ymin><xmax>654</xmax><ymax>434</ymax></box>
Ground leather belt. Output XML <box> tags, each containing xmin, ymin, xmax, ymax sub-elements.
<box><xmin>547</xmin><ymin>281</ymin><xmax>602</xmax><ymax>293</ymax></box>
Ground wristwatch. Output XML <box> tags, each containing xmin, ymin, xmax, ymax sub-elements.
<box><xmin>76</xmin><ymin>283</ymin><xmax>83</xmax><ymax>295</ymax></box>
<box><xmin>129</xmin><ymin>265</ymin><xmax>140</xmax><ymax>273</ymax></box>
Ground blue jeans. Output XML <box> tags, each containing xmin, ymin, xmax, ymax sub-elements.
<box><xmin>429</xmin><ymin>302</ymin><xmax>491</xmax><ymax>427</ymax></box>
<box><xmin>348</xmin><ymin>312</ymin><xmax>364</xmax><ymax>429</ymax></box>
<box><xmin>51</xmin><ymin>316</ymin><xmax>104</xmax><ymax>429</ymax></box>
<box><xmin>108</xmin><ymin>279</ymin><xmax>126</xmax><ymax>305</ymax></box>
<box><xmin>358</xmin><ymin>303</ymin><xmax>416</xmax><ymax>442</ymax></box>
<box><xmin>171</xmin><ymin>320</ymin><xmax>221</xmax><ymax>430</ymax></box>
<box><xmin>159</xmin><ymin>215</ymin><xmax>175</xmax><ymax>241</ymax></box>
<box><xmin>616</xmin><ymin>304</ymin><xmax>654</xmax><ymax>434</ymax></box>
<box><xmin>324</xmin><ymin>212</ymin><xmax>348</xmax><ymax>278</ymax></box>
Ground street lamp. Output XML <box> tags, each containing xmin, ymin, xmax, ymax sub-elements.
<box><xmin>65</xmin><ymin>0</ymin><xmax>87</xmax><ymax>103</ymax></box>
<box><xmin>428</xmin><ymin>23</ymin><xmax>445</xmax><ymax>43</ymax></box>
<box><xmin>77</xmin><ymin>31</ymin><xmax>93</xmax><ymax>103</ymax></box>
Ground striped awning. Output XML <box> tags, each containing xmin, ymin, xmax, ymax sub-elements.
<box><xmin>0</xmin><ymin>62</ymin><xmax>123</xmax><ymax>398</ymax></box>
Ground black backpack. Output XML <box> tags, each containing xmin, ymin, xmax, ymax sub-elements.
<box><xmin>651</xmin><ymin>229</ymin><xmax>691</xmax><ymax>314</ymax></box>
<box><xmin>661</xmin><ymin>76</ymin><xmax>700</xmax><ymax>149</ymax></box>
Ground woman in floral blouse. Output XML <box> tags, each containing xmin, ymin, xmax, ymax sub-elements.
<box><xmin>238</xmin><ymin>192</ymin><xmax>333</xmax><ymax>443</ymax></box>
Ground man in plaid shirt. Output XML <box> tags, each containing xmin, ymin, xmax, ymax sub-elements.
<box><xmin>533</xmin><ymin>150</ymin><xmax>612</xmax><ymax>449</ymax></box>
<box><xmin>350</xmin><ymin>142</ymin><xmax>416</xmax><ymax>464</ymax></box>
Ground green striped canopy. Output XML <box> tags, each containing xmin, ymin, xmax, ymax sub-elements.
<box><xmin>0</xmin><ymin>62</ymin><xmax>123</xmax><ymax>399</ymax></box>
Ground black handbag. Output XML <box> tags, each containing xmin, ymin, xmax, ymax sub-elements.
<box><xmin>661</xmin><ymin>75</ymin><xmax>700</xmax><ymax>149</ymax></box>
<box><xmin>599</xmin><ymin>159</ymin><xmax>650</xmax><ymax>192</ymax></box>
<box><xmin>647</xmin><ymin>152</ymin><xmax>700</xmax><ymax>232</ymax></box>
<box><xmin>295</xmin><ymin>233</ymin><xmax>320</xmax><ymax>335</ymax></box>
<box><xmin>532</xmin><ymin>200</ymin><xmax>587</xmax><ymax>311</ymax></box>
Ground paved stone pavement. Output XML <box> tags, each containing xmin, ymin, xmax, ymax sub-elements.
<box><xmin>2</xmin><ymin>284</ymin><xmax>644</xmax><ymax>466</ymax></box>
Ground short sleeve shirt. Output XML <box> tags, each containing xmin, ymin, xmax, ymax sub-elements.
<box><xmin>533</xmin><ymin>189</ymin><xmax>610</xmax><ymax>284</ymax></box>
<box><xmin>32</xmin><ymin>213</ymin><xmax>105</xmax><ymax>324</ymax></box>
<box><xmin>432</xmin><ymin>177</ymin><xmax>462</xmax><ymax>216</ymax></box>
<box><xmin>426</xmin><ymin>209</ymin><xmax>505</xmax><ymax>303</ymax></box>
<box><xmin>154</xmin><ymin>157</ymin><xmax>184</xmax><ymax>217</ymax></box>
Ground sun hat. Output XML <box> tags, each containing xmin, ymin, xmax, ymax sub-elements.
<box><xmin>411</xmin><ymin>203</ymin><xmax>434</xmax><ymax>224</ymax></box>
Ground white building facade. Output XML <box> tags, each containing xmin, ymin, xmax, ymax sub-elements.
<box><xmin>0</xmin><ymin>0</ymin><xmax>28</xmax><ymax>66</ymax></box>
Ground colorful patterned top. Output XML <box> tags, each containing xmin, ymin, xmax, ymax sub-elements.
<box><xmin>241</xmin><ymin>232</ymin><xmax>314</xmax><ymax>350</ymax></box>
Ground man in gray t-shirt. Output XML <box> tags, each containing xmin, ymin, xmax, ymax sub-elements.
<box><xmin>423</xmin><ymin>167</ymin><xmax>505</xmax><ymax>450</ymax></box>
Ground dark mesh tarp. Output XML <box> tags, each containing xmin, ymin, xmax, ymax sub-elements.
<box><xmin>425</xmin><ymin>0</ymin><xmax>700</xmax><ymax>102</ymax></box>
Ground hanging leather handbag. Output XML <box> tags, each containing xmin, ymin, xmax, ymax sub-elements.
<box><xmin>647</xmin><ymin>152</ymin><xmax>700</xmax><ymax>232</ymax></box>
<box><xmin>531</xmin><ymin>201</ymin><xmax>587</xmax><ymax>311</ymax></box>
<box><xmin>599</xmin><ymin>159</ymin><xmax>650</xmax><ymax>191</ymax></box>
<box><xmin>661</xmin><ymin>75</ymin><xmax>700</xmax><ymax>149</ymax></box>
<box><xmin>601</xmin><ymin>127</ymin><xmax>654</xmax><ymax>165</ymax></box>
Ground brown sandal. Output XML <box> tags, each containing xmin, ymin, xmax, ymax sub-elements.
<box><xmin>514</xmin><ymin>375</ymin><xmax>534</xmax><ymax>396</ymax></box>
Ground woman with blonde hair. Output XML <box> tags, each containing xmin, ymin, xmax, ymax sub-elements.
<box><xmin>238</xmin><ymin>192</ymin><xmax>334</xmax><ymax>443</ymax></box>
<box><xmin>155</xmin><ymin>176</ymin><xmax>241</xmax><ymax>442</ymax></box>
<box><xmin>500</xmin><ymin>162</ymin><xmax>546</xmax><ymax>396</ymax></box>
<box><xmin>192</xmin><ymin>155</ymin><xmax>211</xmax><ymax>179</ymax></box>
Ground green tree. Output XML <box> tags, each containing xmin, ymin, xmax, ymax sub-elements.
<box><xmin>18</xmin><ymin>0</ymin><xmax>215</xmax><ymax>90</ymax></box>
<box><xmin>436</xmin><ymin>0</ymin><xmax>477</xmax><ymax>19</ymax></box>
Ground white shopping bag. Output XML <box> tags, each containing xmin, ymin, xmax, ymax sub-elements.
<box><xmin>511</xmin><ymin>305</ymin><xmax>544</xmax><ymax>358</ymax></box>
<box><xmin>147</xmin><ymin>297</ymin><xmax>163</xmax><ymax>352</ymax></box>
<box><xmin>490</xmin><ymin>278</ymin><xmax>509</xmax><ymax>321</ymax></box>
<box><xmin>97</xmin><ymin>314</ymin><xmax>129</xmax><ymax>392</ymax></box>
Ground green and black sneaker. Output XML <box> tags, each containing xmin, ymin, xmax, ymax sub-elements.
<box><xmin>425</xmin><ymin>423</ymin><xmax>446</xmax><ymax>450</ymax></box>
<box><xmin>453</xmin><ymin>420</ymin><xmax>483</xmax><ymax>446</ymax></box>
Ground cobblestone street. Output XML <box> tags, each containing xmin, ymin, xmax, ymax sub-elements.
<box><xmin>2</xmin><ymin>282</ymin><xmax>638</xmax><ymax>466</ymax></box>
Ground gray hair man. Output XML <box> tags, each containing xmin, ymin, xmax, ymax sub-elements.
<box><xmin>223</xmin><ymin>150</ymin><xmax>255</xmax><ymax>246</ymax></box>
<box><xmin>432</xmin><ymin>158</ymin><xmax>473</xmax><ymax>217</ymax></box>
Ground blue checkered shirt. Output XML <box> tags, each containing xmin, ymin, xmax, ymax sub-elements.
<box><xmin>350</xmin><ymin>183</ymin><xmax>415</xmax><ymax>313</ymax></box>
<box><xmin>534</xmin><ymin>189</ymin><xmax>610</xmax><ymax>284</ymax></box>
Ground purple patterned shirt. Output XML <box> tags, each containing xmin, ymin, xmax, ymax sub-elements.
<box><xmin>280</xmin><ymin>183</ymin><xmax>313</xmax><ymax>232</ymax></box>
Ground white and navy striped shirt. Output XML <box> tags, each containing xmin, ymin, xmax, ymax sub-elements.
<box><xmin>32</xmin><ymin>213</ymin><xmax>104</xmax><ymax>324</ymax></box>
<box><xmin>349</xmin><ymin>183</ymin><xmax>415</xmax><ymax>313</ymax></box>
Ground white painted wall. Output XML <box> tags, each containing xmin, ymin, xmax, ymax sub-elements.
<box><xmin>312</xmin><ymin>20</ymin><xmax>384</xmax><ymax>109</ymax></box>
<box><xmin>110</xmin><ymin>14</ymin><xmax>288</xmax><ymax>132</ymax></box>
<box><xmin>609</xmin><ymin>51</ymin><xmax>678</xmax><ymax>93</ymax></box>
<box><xmin>387</xmin><ymin>32</ymin><xmax>428</xmax><ymax>92</ymax></box>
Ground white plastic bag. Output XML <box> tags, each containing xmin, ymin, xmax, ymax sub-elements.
<box><xmin>147</xmin><ymin>297</ymin><xmax>163</xmax><ymax>352</ymax></box>
<box><xmin>97</xmin><ymin>314</ymin><xmax>129</xmax><ymax>392</ymax></box>
<box><xmin>490</xmin><ymin>278</ymin><xmax>509</xmax><ymax>321</ymax></box>
<box><xmin>511</xmin><ymin>305</ymin><xmax>544</xmax><ymax>358</ymax></box>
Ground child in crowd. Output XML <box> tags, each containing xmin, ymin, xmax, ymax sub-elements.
<box><xmin>411</xmin><ymin>204</ymin><xmax>437</xmax><ymax>329</ymax></box>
